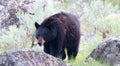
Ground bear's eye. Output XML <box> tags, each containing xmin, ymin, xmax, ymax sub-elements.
<box><xmin>36</xmin><ymin>31</ymin><xmax>41</xmax><ymax>39</ymax></box>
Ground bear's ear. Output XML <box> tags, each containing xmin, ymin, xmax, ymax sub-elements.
<box><xmin>35</xmin><ymin>22</ymin><xmax>40</xmax><ymax>29</ymax></box>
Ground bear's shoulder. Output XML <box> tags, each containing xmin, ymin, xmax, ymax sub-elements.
<box><xmin>41</xmin><ymin>12</ymin><xmax>66</xmax><ymax>26</ymax></box>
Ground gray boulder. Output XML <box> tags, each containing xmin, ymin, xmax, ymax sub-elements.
<box><xmin>86</xmin><ymin>36</ymin><xmax>120</xmax><ymax>66</ymax></box>
<box><xmin>0</xmin><ymin>49</ymin><xmax>67</xmax><ymax>66</ymax></box>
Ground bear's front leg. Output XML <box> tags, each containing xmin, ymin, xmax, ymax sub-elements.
<box><xmin>50</xmin><ymin>41</ymin><xmax>64</xmax><ymax>58</ymax></box>
<box><xmin>50</xmin><ymin>44</ymin><xmax>61</xmax><ymax>58</ymax></box>
<box><xmin>44</xmin><ymin>43</ymin><xmax>61</xmax><ymax>58</ymax></box>
<box><xmin>44</xmin><ymin>43</ymin><xmax>50</xmax><ymax>54</ymax></box>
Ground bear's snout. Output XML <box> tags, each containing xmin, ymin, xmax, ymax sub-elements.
<box><xmin>38</xmin><ymin>36</ymin><xmax>45</xmax><ymax>46</ymax></box>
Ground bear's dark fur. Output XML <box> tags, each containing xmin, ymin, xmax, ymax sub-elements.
<box><xmin>35</xmin><ymin>12</ymin><xmax>80</xmax><ymax>60</ymax></box>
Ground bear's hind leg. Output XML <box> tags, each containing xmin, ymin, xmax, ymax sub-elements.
<box><xmin>67</xmin><ymin>46</ymin><xmax>78</xmax><ymax>60</ymax></box>
<box><xmin>72</xmin><ymin>47</ymin><xmax>78</xmax><ymax>60</ymax></box>
<box><xmin>67</xmin><ymin>47</ymin><xmax>73</xmax><ymax>60</ymax></box>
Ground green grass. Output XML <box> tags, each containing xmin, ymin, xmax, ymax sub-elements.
<box><xmin>68</xmin><ymin>33</ymin><xmax>107</xmax><ymax>66</ymax></box>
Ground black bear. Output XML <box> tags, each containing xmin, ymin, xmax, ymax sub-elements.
<box><xmin>35</xmin><ymin>12</ymin><xmax>80</xmax><ymax>60</ymax></box>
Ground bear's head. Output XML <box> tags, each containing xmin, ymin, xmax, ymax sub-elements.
<box><xmin>35</xmin><ymin>22</ymin><xmax>53</xmax><ymax>46</ymax></box>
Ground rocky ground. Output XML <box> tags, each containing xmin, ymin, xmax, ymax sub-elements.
<box><xmin>0</xmin><ymin>0</ymin><xmax>34</xmax><ymax>29</ymax></box>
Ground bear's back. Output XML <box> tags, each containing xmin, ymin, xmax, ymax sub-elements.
<box><xmin>41</xmin><ymin>12</ymin><xmax>80</xmax><ymax>28</ymax></box>
<box><xmin>61</xmin><ymin>12</ymin><xmax>80</xmax><ymax>30</ymax></box>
